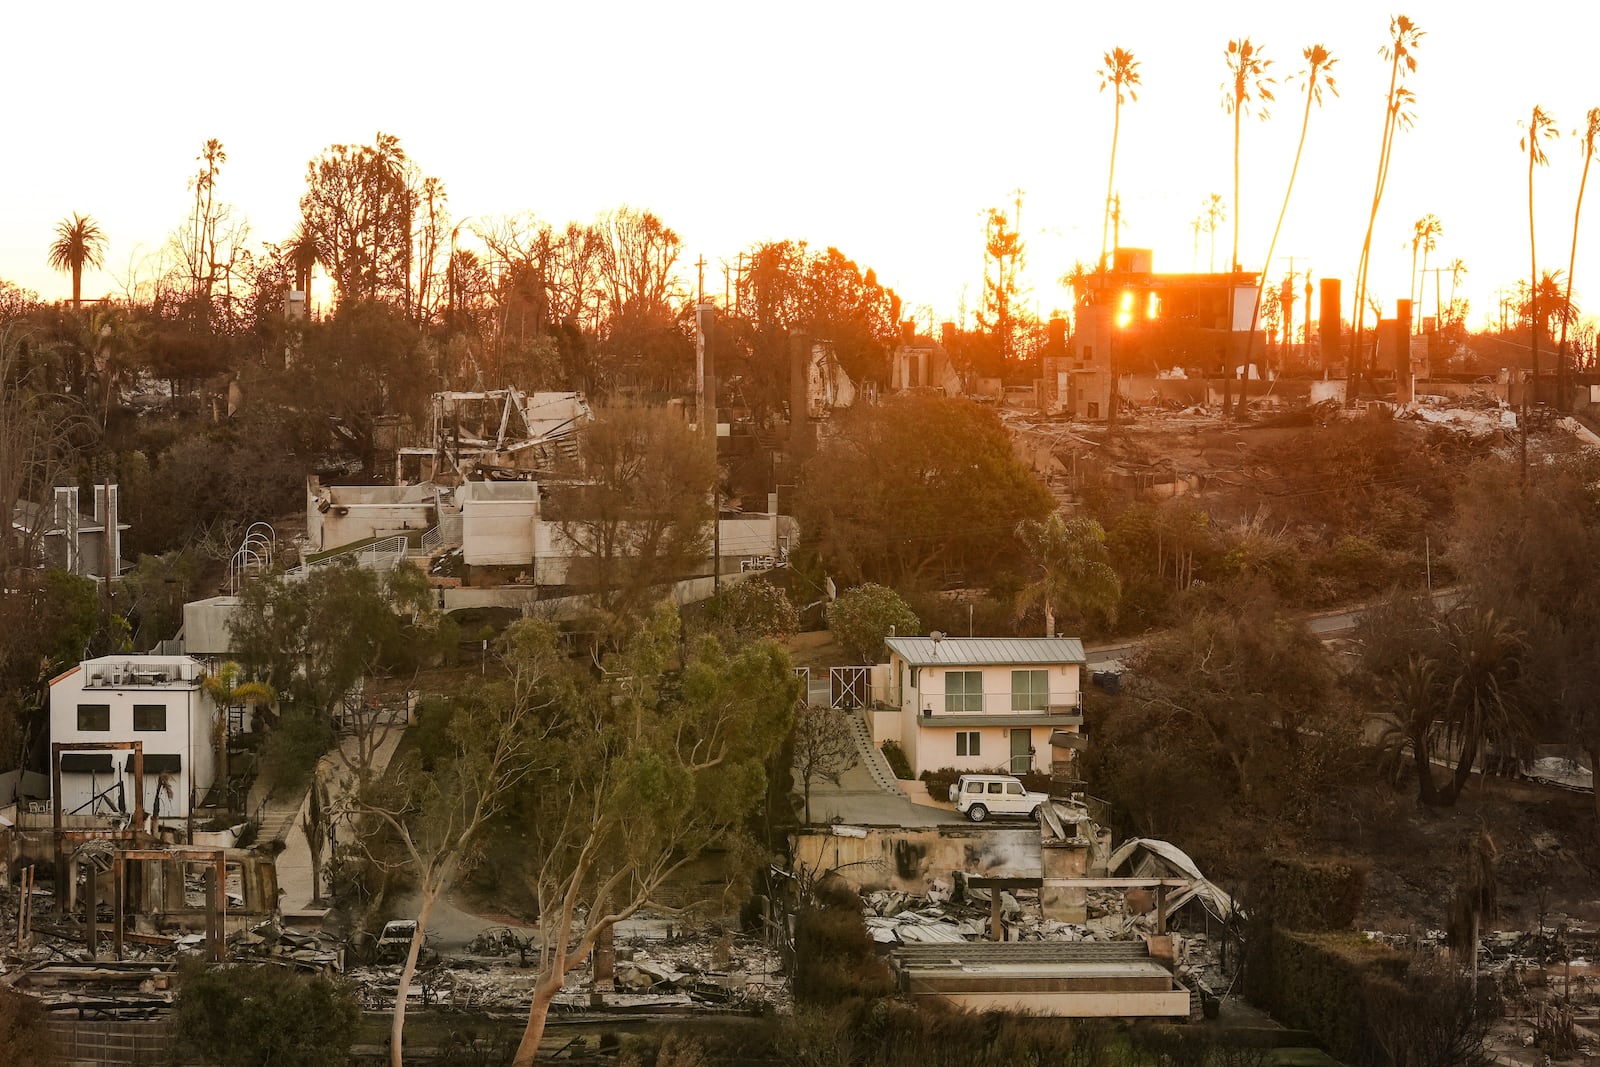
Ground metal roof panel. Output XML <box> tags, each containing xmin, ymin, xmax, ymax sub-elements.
<box><xmin>883</xmin><ymin>636</ymin><xmax>1086</xmax><ymax>666</ymax></box>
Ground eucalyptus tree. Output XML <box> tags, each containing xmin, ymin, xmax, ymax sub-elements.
<box><xmin>1098</xmin><ymin>47</ymin><xmax>1141</xmax><ymax>271</ymax></box>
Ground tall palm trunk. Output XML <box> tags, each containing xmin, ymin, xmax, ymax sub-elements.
<box><xmin>1103</xmin><ymin>97</ymin><xmax>1122</xmax><ymax>270</ymax></box>
<box><xmin>1230</xmin><ymin>103</ymin><xmax>1244</xmax><ymax>416</ymax></box>
<box><xmin>1529</xmin><ymin>110</ymin><xmax>1541</xmax><ymax>407</ymax></box>
<box><xmin>1559</xmin><ymin>113</ymin><xmax>1596</xmax><ymax>403</ymax></box>
<box><xmin>1354</xmin><ymin>61</ymin><xmax>1403</xmax><ymax>402</ymax></box>
<box><xmin>1241</xmin><ymin>51</ymin><xmax>1328</xmax><ymax>421</ymax></box>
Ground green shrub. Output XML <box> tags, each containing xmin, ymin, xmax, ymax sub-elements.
<box><xmin>1251</xmin><ymin>856</ymin><xmax>1369</xmax><ymax>933</ymax></box>
<box><xmin>880</xmin><ymin>740</ymin><xmax>912</xmax><ymax>779</ymax></box>
<box><xmin>0</xmin><ymin>986</ymin><xmax>59</xmax><ymax>1065</ymax></box>
<box><xmin>1244</xmin><ymin>929</ymin><xmax>1407</xmax><ymax>1064</ymax></box>
<box><xmin>173</xmin><ymin>963</ymin><xmax>359</xmax><ymax>1067</ymax></box>
<box><xmin>259</xmin><ymin>705</ymin><xmax>336</xmax><ymax>798</ymax></box>
<box><xmin>792</xmin><ymin>880</ymin><xmax>893</xmax><ymax>1006</ymax></box>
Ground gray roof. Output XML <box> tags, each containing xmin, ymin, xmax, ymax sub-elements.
<box><xmin>884</xmin><ymin>636</ymin><xmax>1086</xmax><ymax>667</ymax></box>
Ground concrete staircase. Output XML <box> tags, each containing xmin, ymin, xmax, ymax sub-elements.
<box><xmin>847</xmin><ymin>709</ymin><xmax>908</xmax><ymax>799</ymax></box>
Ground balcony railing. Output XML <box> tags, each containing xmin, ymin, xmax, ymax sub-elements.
<box><xmin>913</xmin><ymin>693</ymin><xmax>1084</xmax><ymax>727</ymax></box>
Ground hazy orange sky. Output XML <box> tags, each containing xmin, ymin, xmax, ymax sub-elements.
<box><xmin>3</xmin><ymin>1</ymin><xmax>1595</xmax><ymax>339</ymax></box>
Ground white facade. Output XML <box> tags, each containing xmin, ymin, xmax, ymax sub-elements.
<box><xmin>459</xmin><ymin>481</ymin><xmax>541</xmax><ymax>566</ymax></box>
<box><xmin>881</xmin><ymin>637</ymin><xmax>1086</xmax><ymax>779</ymax></box>
<box><xmin>49</xmin><ymin>656</ymin><xmax>219</xmax><ymax>820</ymax></box>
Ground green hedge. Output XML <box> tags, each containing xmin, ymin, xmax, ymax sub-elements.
<box><xmin>1252</xmin><ymin>856</ymin><xmax>1369</xmax><ymax>933</ymax></box>
<box><xmin>1245</xmin><ymin>929</ymin><xmax>1408</xmax><ymax>1064</ymax></box>
<box><xmin>792</xmin><ymin>880</ymin><xmax>893</xmax><ymax>1006</ymax></box>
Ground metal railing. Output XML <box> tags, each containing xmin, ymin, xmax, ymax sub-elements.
<box><xmin>918</xmin><ymin>691</ymin><xmax>1085</xmax><ymax>716</ymax></box>
<box><xmin>417</xmin><ymin>513</ymin><xmax>463</xmax><ymax>556</ymax></box>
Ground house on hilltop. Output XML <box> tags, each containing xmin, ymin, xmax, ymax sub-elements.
<box><xmin>871</xmin><ymin>636</ymin><xmax>1087</xmax><ymax>779</ymax></box>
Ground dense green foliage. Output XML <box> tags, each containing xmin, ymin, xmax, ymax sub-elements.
<box><xmin>826</xmin><ymin>583</ymin><xmax>919</xmax><ymax>663</ymax></box>
<box><xmin>172</xmin><ymin>965</ymin><xmax>359</xmax><ymax>1067</ymax></box>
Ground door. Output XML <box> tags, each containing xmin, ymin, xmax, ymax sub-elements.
<box><xmin>1010</xmin><ymin>729</ymin><xmax>1033</xmax><ymax>774</ymax></box>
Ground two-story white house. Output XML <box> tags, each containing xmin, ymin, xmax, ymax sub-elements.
<box><xmin>876</xmin><ymin>636</ymin><xmax>1087</xmax><ymax>778</ymax></box>
<box><xmin>49</xmin><ymin>655</ymin><xmax>220</xmax><ymax>822</ymax></box>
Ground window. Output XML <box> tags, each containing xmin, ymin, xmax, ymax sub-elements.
<box><xmin>944</xmin><ymin>671</ymin><xmax>984</xmax><ymax>713</ymax></box>
<box><xmin>955</xmin><ymin>731</ymin><xmax>980</xmax><ymax>757</ymax></box>
<box><xmin>1005</xmin><ymin>782</ymin><xmax>1024</xmax><ymax>795</ymax></box>
<box><xmin>964</xmin><ymin>780</ymin><xmax>985</xmax><ymax>794</ymax></box>
<box><xmin>133</xmin><ymin>705</ymin><xmax>167</xmax><ymax>732</ymax></box>
<box><xmin>1011</xmin><ymin>670</ymin><xmax>1050</xmax><ymax>711</ymax></box>
<box><xmin>986</xmin><ymin>781</ymin><xmax>1003</xmax><ymax>794</ymax></box>
<box><xmin>77</xmin><ymin>704</ymin><xmax>110</xmax><ymax>731</ymax></box>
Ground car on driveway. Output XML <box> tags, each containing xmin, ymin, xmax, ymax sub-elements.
<box><xmin>948</xmin><ymin>773</ymin><xmax>1050</xmax><ymax>823</ymax></box>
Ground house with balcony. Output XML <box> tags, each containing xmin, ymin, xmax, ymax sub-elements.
<box><xmin>875</xmin><ymin>636</ymin><xmax>1086</xmax><ymax>779</ymax></box>
<box><xmin>48</xmin><ymin>655</ymin><xmax>220</xmax><ymax>824</ymax></box>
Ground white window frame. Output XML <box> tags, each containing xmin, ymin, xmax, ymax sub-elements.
<box><xmin>955</xmin><ymin>731</ymin><xmax>980</xmax><ymax>757</ymax></box>
<box><xmin>945</xmin><ymin>671</ymin><xmax>984</xmax><ymax>713</ymax></box>
<box><xmin>1011</xmin><ymin>669</ymin><xmax>1050</xmax><ymax>711</ymax></box>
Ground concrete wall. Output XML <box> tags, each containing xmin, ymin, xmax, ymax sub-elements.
<box><xmin>306</xmin><ymin>477</ymin><xmax>439</xmax><ymax>553</ymax></box>
<box><xmin>182</xmin><ymin>595</ymin><xmax>241</xmax><ymax>657</ymax></box>
<box><xmin>925</xmin><ymin>990</ymin><xmax>1190</xmax><ymax>1018</ymax></box>
<box><xmin>459</xmin><ymin>483</ymin><xmax>540</xmax><ymax>566</ymax></box>
<box><xmin>792</xmin><ymin>825</ymin><xmax>1042</xmax><ymax>892</ymax></box>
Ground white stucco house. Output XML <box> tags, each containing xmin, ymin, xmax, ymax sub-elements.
<box><xmin>49</xmin><ymin>655</ymin><xmax>220</xmax><ymax>821</ymax></box>
<box><xmin>873</xmin><ymin>636</ymin><xmax>1087</xmax><ymax>778</ymax></box>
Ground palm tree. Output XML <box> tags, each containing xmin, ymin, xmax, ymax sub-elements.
<box><xmin>1559</xmin><ymin>108</ymin><xmax>1599</xmax><ymax>401</ymax></box>
<box><xmin>1520</xmin><ymin>271</ymin><xmax>1578</xmax><ymax>343</ymax></box>
<box><xmin>47</xmin><ymin>213</ymin><xmax>108</xmax><ymax>312</ymax></box>
<box><xmin>1098</xmin><ymin>48</ymin><xmax>1141</xmax><ymax>271</ymax></box>
<box><xmin>1522</xmin><ymin>105</ymin><xmax>1559</xmax><ymax>403</ymax></box>
<box><xmin>1378</xmin><ymin>653</ymin><xmax>1446</xmax><ymax>805</ymax></box>
<box><xmin>1353</xmin><ymin>15</ymin><xmax>1423</xmax><ymax>400</ymax></box>
<box><xmin>1222</xmin><ymin>39</ymin><xmax>1274</xmax><ymax>417</ymax></box>
<box><xmin>1449</xmin><ymin>827</ymin><xmax>1498</xmax><ymax>999</ymax></box>
<box><xmin>1014</xmin><ymin>513</ymin><xmax>1121</xmax><ymax>638</ymax></box>
<box><xmin>1447</xmin><ymin>257</ymin><xmax>1469</xmax><ymax>328</ymax></box>
<box><xmin>1439</xmin><ymin>609</ymin><xmax>1526</xmax><ymax>805</ymax></box>
<box><xmin>1410</xmin><ymin>214</ymin><xmax>1442</xmax><ymax>330</ymax></box>
<box><xmin>201</xmin><ymin>662</ymin><xmax>277</xmax><ymax>788</ymax></box>
<box><xmin>1240</xmin><ymin>44</ymin><xmax>1337</xmax><ymax>416</ymax></box>
<box><xmin>1203</xmin><ymin>193</ymin><xmax>1226</xmax><ymax>272</ymax></box>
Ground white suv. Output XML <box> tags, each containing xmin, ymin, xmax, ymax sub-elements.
<box><xmin>948</xmin><ymin>774</ymin><xmax>1050</xmax><ymax>823</ymax></box>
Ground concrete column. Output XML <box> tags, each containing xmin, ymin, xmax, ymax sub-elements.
<box><xmin>1040</xmin><ymin>836</ymin><xmax>1090</xmax><ymax>923</ymax></box>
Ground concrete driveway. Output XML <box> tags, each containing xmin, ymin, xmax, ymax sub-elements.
<box><xmin>802</xmin><ymin>761</ymin><xmax>967</xmax><ymax>826</ymax></box>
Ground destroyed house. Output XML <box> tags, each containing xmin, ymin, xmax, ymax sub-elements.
<box><xmin>48</xmin><ymin>656</ymin><xmax>219</xmax><ymax>820</ymax></box>
<box><xmin>397</xmin><ymin>389</ymin><xmax>593</xmax><ymax>483</ymax></box>
<box><xmin>9</xmin><ymin>484</ymin><xmax>129</xmax><ymax>580</ymax></box>
<box><xmin>889</xmin><ymin>941</ymin><xmax>1193</xmax><ymax>1018</ymax></box>
<box><xmin>877</xmin><ymin>637</ymin><xmax>1086</xmax><ymax>779</ymax></box>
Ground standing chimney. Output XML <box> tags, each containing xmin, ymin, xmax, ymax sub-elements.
<box><xmin>1319</xmin><ymin>278</ymin><xmax>1342</xmax><ymax>374</ymax></box>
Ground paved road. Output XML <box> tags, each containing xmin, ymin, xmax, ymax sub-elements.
<box><xmin>1086</xmin><ymin>587</ymin><xmax>1462</xmax><ymax>666</ymax></box>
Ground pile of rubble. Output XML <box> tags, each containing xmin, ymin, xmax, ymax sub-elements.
<box><xmin>344</xmin><ymin>924</ymin><xmax>788</xmax><ymax>1015</ymax></box>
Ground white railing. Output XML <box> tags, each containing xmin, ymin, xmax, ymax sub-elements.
<box><xmin>417</xmin><ymin>513</ymin><xmax>463</xmax><ymax>556</ymax></box>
